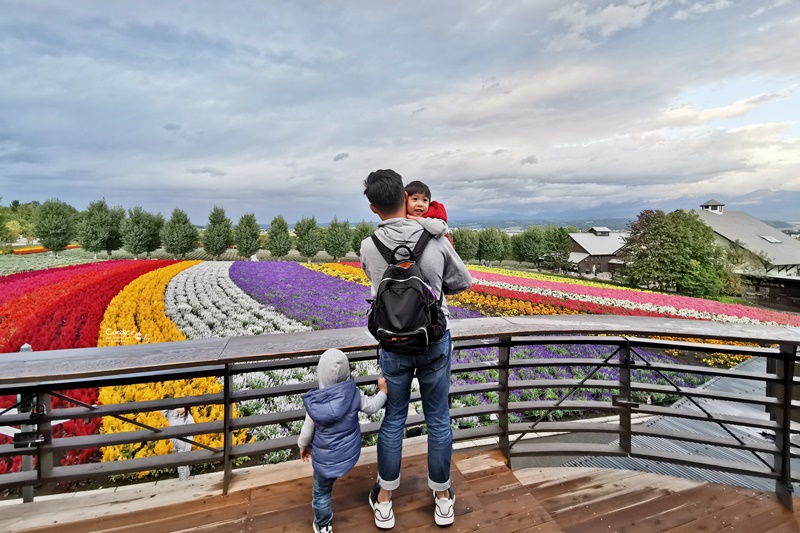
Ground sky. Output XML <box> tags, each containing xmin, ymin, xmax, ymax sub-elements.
<box><xmin>1</xmin><ymin>0</ymin><xmax>799</xmax><ymax>225</ymax></box>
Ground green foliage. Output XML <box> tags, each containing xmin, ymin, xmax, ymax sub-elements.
<box><xmin>77</xmin><ymin>199</ymin><xmax>124</xmax><ymax>257</ymax></box>
<box><xmin>451</xmin><ymin>228</ymin><xmax>479</xmax><ymax>262</ymax></box>
<box><xmin>234</xmin><ymin>213</ymin><xmax>261</xmax><ymax>258</ymax></box>
<box><xmin>121</xmin><ymin>206</ymin><xmax>160</xmax><ymax>258</ymax></box>
<box><xmin>511</xmin><ymin>226</ymin><xmax>545</xmax><ymax>265</ymax></box>
<box><xmin>4</xmin><ymin>220</ymin><xmax>21</xmax><ymax>243</ymax></box>
<box><xmin>294</xmin><ymin>216</ymin><xmax>322</xmax><ymax>261</ymax></box>
<box><xmin>267</xmin><ymin>215</ymin><xmax>291</xmax><ymax>259</ymax></box>
<box><xmin>36</xmin><ymin>198</ymin><xmax>77</xmax><ymax>257</ymax></box>
<box><xmin>541</xmin><ymin>225</ymin><xmax>573</xmax><ymax>269</ymax></box>
<box><xmin>351</xmin><ymin>220</ymin><xmax>375</xmax><ymax>257</ymax></box>
<box><xmin>202</xmin><ymin>206</ymin><xmax>233</xmax><ymax>259</ymax></box>
<box><xmin>147</xmin><ymin>213</ymin><xmax>165</xmax><ymax>257</ymax></box>
<box><xmin>477</xmin><ymin>227</ymin><xmax>505</xmax><ymax>263</ymax></box>
<box><xmin>622</xmin><ymin>209</ymin><xmax>726</xmax><ymax>297</ymax></box>
<box><xmin>325</xmin><ymin>217</ymin><xmax>351</xmax><ymax>261</ymax></box>
<box><xmin>161</xmin><ymin>208</ymin><xmax>199</xmax><ymax>258</ymax></box>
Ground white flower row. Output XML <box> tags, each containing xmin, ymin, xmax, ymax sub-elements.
<box><xmin>165</xmin><ymin>261</ymin><xmax>312</xmax><ymax>339</ymax></box>
<box><xmin>472</xmin><ymin>279</ymin><xmax>776</xmax><ymax>326</ymax></box>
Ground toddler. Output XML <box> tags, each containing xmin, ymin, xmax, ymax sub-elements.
<box><xmin>405</xmin><ymin>180</ymin><xmax>452</xmax><ymax>244</ymax></box>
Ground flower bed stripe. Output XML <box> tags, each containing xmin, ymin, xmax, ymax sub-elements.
<box><xmin>0</xmin><ymin>261</ymin><xmax>129</xmax><ymax>305</ymax></box>
<box><xmin>165</xmin><ymin>261</ymin><xmax>310</xmax><ymax>338</ymax></box>
<box><xmin>97</xmin><ymin>261</ymin><xmax>247</xmax><ymax>471</ymax></box>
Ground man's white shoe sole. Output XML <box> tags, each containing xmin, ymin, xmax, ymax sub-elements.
<box><xmin>369</xmin><ymin>496</ymin><xmax>396</xmax><ymax>530</ymax></box>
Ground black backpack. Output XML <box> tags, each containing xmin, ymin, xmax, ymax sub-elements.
<box><xmin>367</xmin><ymin>232</ymin><xmax>447</xmax><ymax>355</ymax></box>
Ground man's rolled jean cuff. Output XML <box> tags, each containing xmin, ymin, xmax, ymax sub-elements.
<box><xmin>378</xmin><ymin>474</ymin><xmax>401</xmax><ymax>491</ymax></box>
<box><xmin>428</xmin><ymin>477</ymin><xmax>451</xmax><ymax>492</ymax></box>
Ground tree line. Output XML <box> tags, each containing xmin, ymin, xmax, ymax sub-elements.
<box><xmin>0</xmin><ymin>196</ymin><xmax>763</xmax><ymax>300</ymax></box>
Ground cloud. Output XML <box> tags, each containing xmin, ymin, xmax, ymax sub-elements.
<box><xmin>657</xmin><ymin>92</ymin><xmax>791</xmax><ymax>126</ymax></box>
<box><xmin>547</xmin><ymin>0</ymin><xmax>672</xmax><ymax>51</ymax></box>
<box><xmin>187</xmin><ymin>167</ymin><xmax>226</xmax><ymax>177</ymax></box>
<box><xmin>673</xmin><ymin>0</ymin><xmax>732</xmax><ymax>21</ymax></box>
<box><xmin>1</xmin><ymin>1</ymin><xmax>798</xmax><ymax>224</ymax></box>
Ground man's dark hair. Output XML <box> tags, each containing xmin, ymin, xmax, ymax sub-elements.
<box><xmin>364</xmin><ymin>169</ymin><xmax>405</xmax><ymax>214</ymax></box>
<box><xmin>404</xmin><ymin>180</ymin><xmax>431</xmax><ymax>199</ymax></box>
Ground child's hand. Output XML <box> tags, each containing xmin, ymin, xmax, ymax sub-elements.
<box><xmin>378</xmin><ymin>377</ymin><xmax>388</xmax><ymax>394</ymax></box>
<box><xmin>300</xmin><ymin>447</ymin><xmax>312</xmax><ymax>462</ymax></box>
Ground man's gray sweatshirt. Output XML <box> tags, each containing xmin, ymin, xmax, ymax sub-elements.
<box><xmin>360</xmin><ymin>218</ymin><xmax>472</xmax><ymax>321</ymax></box>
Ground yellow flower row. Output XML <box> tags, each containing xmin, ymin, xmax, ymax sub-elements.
<box><xmin>450</xmin><ymin>290</ymin><xmax>579</xmax><ymax>317</ymax></box>
<box><xmin>98</xmin><ymin>261</ymin><xmax>200</xmax><ymax>347</ymax></box>
<box><xmin>97</xmin><ymin>261</ymin><xmax>246</xmax><ymax>472</ymax></box>
<box><xmin>304</xmin><ymin>263</ymin><xmax>370</xmax><ymax>285</ymax></box>
<box><xmin>468</xmin><ymin>265</ymin><xmax>652</xmax><ymax>292</ymax></box>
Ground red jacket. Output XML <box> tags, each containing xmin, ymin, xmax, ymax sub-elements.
<box><xmin>423</xmin><ymin>201</ymin><xmax>452</xmax><ymax>245</ymax></box>
<box><xmin>423</xmin><ymin>201</ymin><xmax>448</xmax><ymax>223</ymax></box>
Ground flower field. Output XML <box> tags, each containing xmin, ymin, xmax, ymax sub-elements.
<box><xmin>2</xmin><ymin>258</ymin><xmax>798</xmax><ymax>477</ymax></box>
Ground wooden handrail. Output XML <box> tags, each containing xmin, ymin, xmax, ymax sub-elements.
<box><xmin>0</xmin><ymin>315</ymin><xmax>798</xmax><ymax>508</ymax></box>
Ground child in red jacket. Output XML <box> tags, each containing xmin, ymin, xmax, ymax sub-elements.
<box><xmin>404</xmin><ymin>180</ymin><xmax>452</xmax><ymax>244</ymax></box>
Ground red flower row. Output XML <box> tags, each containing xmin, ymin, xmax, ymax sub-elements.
<box><xmin>0</xmin><ymin>260</ymin><xmax>178</xmax><ymax>471</ymax></box>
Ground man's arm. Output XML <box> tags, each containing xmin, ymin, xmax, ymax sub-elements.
<box><xmin>414</xmin><ymin>217</ymin><xmax>448</xmax><ymax>238</ymax></box>
<box><xmin>441</xmin><ymin>242</ymin><xmax>472</xmax><ymax>295</ymax></box>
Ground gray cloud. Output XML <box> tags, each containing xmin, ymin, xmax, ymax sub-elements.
<box><xmin>187</xmin><ymin>167</ymin><xmax>226</xmax><ymax>177</ymax></box>
<box><xmin>0</xmin><ymin>1</ymin><xmax>797</xmax><ymax>224</ymax></box>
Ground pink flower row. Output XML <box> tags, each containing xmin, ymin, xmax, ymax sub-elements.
<box><xmin>469</xmin><ymin>270</ymin><xmax>800</xmax><ymax>326</ymax></box>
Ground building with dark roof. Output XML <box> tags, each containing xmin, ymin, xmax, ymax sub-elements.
<box><xmin>695</xmin><ymin>200</ymin><xmax>800</xmax><ymax>309</ymax></box>
<box><xmin>568</xmin><ymin>227</ymin><xmax>628</xmax><ymax>275</ymax></box>
<box><xmin>695</xmin><ymin>200</ymin><xmax>800</xmax><ymax>279</ymax></box>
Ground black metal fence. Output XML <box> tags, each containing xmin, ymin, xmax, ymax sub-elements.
<box><xmin>1</xmin><ymin>315</ymin><xmax>798</xmax><ymax>508</ymax></box>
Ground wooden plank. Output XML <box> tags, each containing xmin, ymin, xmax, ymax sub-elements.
<box><xmin>568</xmin><ymin>484</ymin><xmax>712</xmax><ymax>533</ymax></box>
<box><xmin>523</xmin><ymin>468</ymin><xmax>647</xmax><ymax>502</ymax></box>
<box><xmin>614</xmin><ymin>484</ymin><xmax>762</xmax><ymax>533</ymax></box>
<box><xmin>662</xmin><ymin>491</ymin><xmax>790</xmax><ymax>533</ymax></box>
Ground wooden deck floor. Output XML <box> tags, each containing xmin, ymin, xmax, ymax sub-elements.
<box><xmin>3</xmin><ymin>442</ymin><xmax>800</xmax><ymax>532</ymax></box>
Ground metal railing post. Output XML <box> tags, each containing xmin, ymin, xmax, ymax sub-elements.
<box><xmin>617</xmin><ymin>341</ymin><xmax>632</xmax><ymax>455</ymax></box>
<box><xmin>498</xmin><ymin>337</ymin><xmax>511</xmax><ymax>466</ymax></box>
<box><xmin>18</xmin><ymin>343</ymin><xmax>34</xmax><ymax>503</ymax></box>
<box><xmin>774</xmin><ymin>344</ymin><xmax>795</xmax><ymax>510</ymax></box>
<box><xmin>36</xmin><ymin>392</ymin><xmax>53</xmax><ymax>491</ymax></box>
<box><xmin>223</xmin><ymin>364</ymin><xmax>233</xmax><ymax>495</ymax></box>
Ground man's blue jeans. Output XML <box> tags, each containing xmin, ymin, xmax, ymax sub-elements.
<box><xmin>311</xmin><ymin>471</ymin><xmax>337</xmax><ymax>527</ymax></box>
<box><xmin>377</xmin><ymin>330</ymin><xmax>452</xmax><ymax>492</ymax></box>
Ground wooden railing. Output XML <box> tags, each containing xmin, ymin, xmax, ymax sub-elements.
<box><xmin>1</xmin><ymin>315</ymin><xmax>799</xmax><ymax>508</ymax></box>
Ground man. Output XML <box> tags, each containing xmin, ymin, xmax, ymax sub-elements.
<box><xmin>360</xmin><ymin>169</ymin><xmax>472</xmax><ymax>529</ymax></box>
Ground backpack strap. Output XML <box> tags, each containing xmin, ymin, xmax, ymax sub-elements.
<box><xmin>411</xmin><ymin>231</ymin><xmax>433</xmax><ymax>261</ymax></box>
<box><xmin>372</xmin><ymin>230</ymin><xmax>434</xmax><ymax>264</ymax></box>
<box><xmin>370</xmin><ymin>234</ymin><xmax>395</xmax><ymax>264</ymax></box>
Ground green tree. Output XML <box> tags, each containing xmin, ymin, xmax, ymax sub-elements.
<box><xmin>451</xmin><ymin>228</ymin><xmax>479</xmax><ymax>262</ymax></box>
<box><xmin>77</xmin><ymin>199</ymin><xmax>124</xmax><ymax>258</ymax></box>
<box><xmin>511</xmin><ymin>226</ymin><xmax>545</xmax><ymax>266</ymax></box>
<box><xmin>325</xmin><ymin>217</ymin><xmax>351</xmax><ymax>261</ymax></box>
<box><xmin>36</xmin><ymin>199</ymin><xmax>77</xmax><ymax>257</ymax></box>
<box><xmin>202</xmin><ymin>206</ymin><xmax>233</xmax><ymax>259</ymax></box>
<box><xmin>622</xmin><ymin>209</ymin><xmax>725</xmax><ymax>296</ymax></box>
<box><xmin>161</xmin><ymin>208</ymin><xmax>199</xmax><ymax>258</ymax></box>
<box><xmin>477</xmin><ymin>227</ymin><xmax>505</xmax><ymax>264</ymax></box>
<box><xmin>542</xmin><ymin>225</ymin><xmax>574</xmax><ymax>270</ymax></box>
<box><xmin>267</xmin><ymin>215</ymin><xmax>291</xmax><ymax>259</ymax></box>
<box><xmin>145</xmin><ymin>213</ymin><xmax>164</xmax><ymax>257</ymax></box>
<box><xmin>4</xmin><ymin>220</ymin><xmax>21</xmax><ymax>243</ymax></box>
<box><xmin>121</xmin><ymin>206</ymin><xmax>156</xmax><ymax>259</ymax></box>
<box><xmin>351</xmin><ymin>220</ymin><xmax>375</xmax><ymax>257</ymax></box>
<box><xmin>295</xmin><ymin>216</ymin><xmax>322</xmax><ymax>262</ymax></box>
<box><xmin>234</xmin><ymin>213</ymin><xmax>261</xmax><ymax>258</ymax></box>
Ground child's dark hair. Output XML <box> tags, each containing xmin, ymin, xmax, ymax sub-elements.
<box><xmin>363</xmin><ymin>169</ymin><xmax>405</xmax><ymax>214</ymax></box>
<box><xmin>404</xmin><ymin>180</ymin><xmax>431</xmax><ymax>199</ymax></box>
